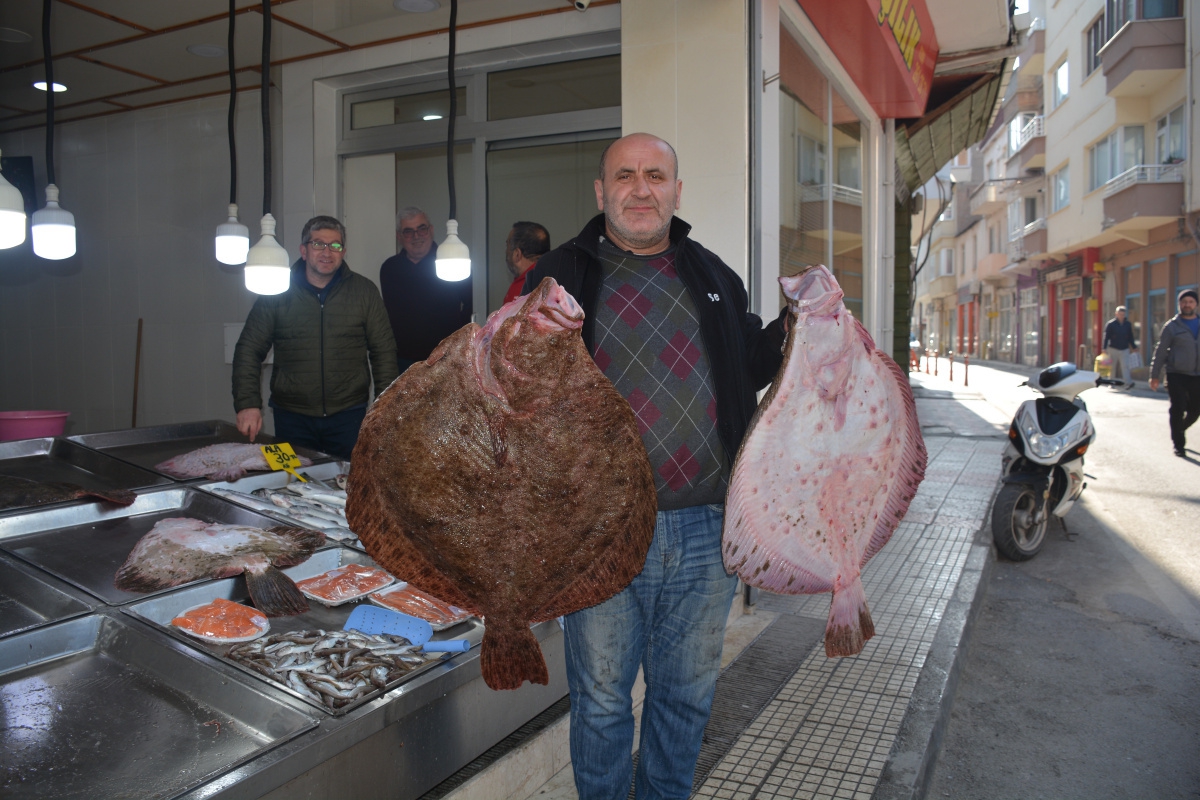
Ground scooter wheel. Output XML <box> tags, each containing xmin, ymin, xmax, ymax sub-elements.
<box><xmin>991</xmin><ymin>483</ymin><xmax>1048</xmax><ymax>560</ymax></box>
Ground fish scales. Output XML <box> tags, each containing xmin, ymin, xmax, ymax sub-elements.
<box><xmin>723</xmin><ymin>265</ymin><xmax>926</xmax><ymax>657</ymax></box>
<box><xmin>347</xmin><ymin>277</ymin><xmax>656</xmax><ymax>691</ymax></box>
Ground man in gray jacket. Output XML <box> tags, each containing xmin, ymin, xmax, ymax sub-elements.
<box><xmin>1149</xmin><ymin>289</ymin><xmax>1200</xmax><ymax>457</ymax></box>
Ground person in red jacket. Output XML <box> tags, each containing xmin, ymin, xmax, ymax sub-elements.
<box><xmin>502</xmin><ymin>221</ymin><xmax>550</xmax><ymax>304</ymax></box>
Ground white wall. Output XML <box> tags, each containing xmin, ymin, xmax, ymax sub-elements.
<box><xmin>0</xmin><ymin>90</ymin><xmax>280</xmax><ymax>435</ymax></box>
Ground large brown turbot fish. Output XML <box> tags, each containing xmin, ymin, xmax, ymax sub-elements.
<box><xmin>347</xmin><ymin>278</ymin><xmax>656</xmax><ymax>690</ymax></box>
<box><xmin>723</xmin><ymin>265</ymin><xmax>926</xmax><ymax>657</ymax></box>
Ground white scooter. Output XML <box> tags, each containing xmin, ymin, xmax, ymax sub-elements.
<box><xmin>991</xmin><ymin>362</ymin><xmax>1127</xmax><ymax>560</ymax></box>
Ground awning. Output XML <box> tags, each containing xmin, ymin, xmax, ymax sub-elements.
<box><xmin>894</xmin><ymin>69</ymin><xmax>1006</xmax><ymax>200</ymax></box>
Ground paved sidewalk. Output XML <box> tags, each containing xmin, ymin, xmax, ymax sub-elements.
<box><xmin>444</xmin><ymin>362</ymin><xmax>1017</xmax><ymax>800</ymax></box>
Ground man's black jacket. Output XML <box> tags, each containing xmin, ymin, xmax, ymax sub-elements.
<box><xmin>522</xmin><ymin>213</ymin><xmax>787</xmax><ymax>466</ymax></box>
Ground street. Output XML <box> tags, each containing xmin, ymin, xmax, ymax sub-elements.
<box><xmin>913</xmin><ymin>361</ymin><xmax>1200</xmax><ymax>799</ymax></box>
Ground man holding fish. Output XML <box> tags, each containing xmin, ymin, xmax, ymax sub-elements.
<box><xmin>232</xmin><ymin>215</ymin><xmax>398</xmax><ymax>460</ymax></box>
<box><xmin>523</xmin><ymin>133</ymin><xmax>788</xmax><ymax>799</ymax></box>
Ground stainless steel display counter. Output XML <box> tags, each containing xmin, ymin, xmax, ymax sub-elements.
<box><xmin>0</xmin><ymin>426</ymin><xmax>569</xmax><ymax>800</ymax></box>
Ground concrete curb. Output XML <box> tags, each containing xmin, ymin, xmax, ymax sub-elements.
<box><xmin>871</xmin><ymin>533</ymin><xmax>996</xmax><ymax>800</ymax></box>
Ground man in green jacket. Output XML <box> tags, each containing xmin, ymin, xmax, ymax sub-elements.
<box><xmin>232</xmin><ymin>215</ymin><xmax>399</xmax><ymax>459</ymax></box>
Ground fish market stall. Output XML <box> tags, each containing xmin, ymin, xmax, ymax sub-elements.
<box><xmin>67</xmin><ymin>420</ymin><xmax>330</xmax><ymax>482</ymax></box>
<box><xmin>0</xmin><ymin>428</ymin><xmax>569</xmax><ymax>799</ymax></box>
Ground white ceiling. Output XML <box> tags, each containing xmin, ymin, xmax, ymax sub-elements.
<box><xmin>0</xmin><ymin>0</ymin><xmax>585</xmax><ymax>133</ymax></box>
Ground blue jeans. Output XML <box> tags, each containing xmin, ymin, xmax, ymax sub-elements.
<box><xmin>271</xmin><ymin>404</ymin><xmax>366</xmax><ymax>461</ymax></box>
<box><xmin>565</xmin><ymin>503</ymin><xmax>737</xmax><ymax>800</ymax></box>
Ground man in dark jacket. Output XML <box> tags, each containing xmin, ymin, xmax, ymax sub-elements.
<box><xmin>232</xmin><ymin>215</ymin><xmax>398</xmax><ymax>460</ymax></box>
<box><xmin>523</xmin><ymin>133</ymin><xmax>787</xmax><ymax>800</ymax></box>
<box><xmin>379</xmin><ymin>207</ymin><xmax>473</xmax><ymax>373</ymax></box>
<box><xmin>1102</xmin><ymin>305</ymin><xmax>1136</xmax><ymax>385</ymax></box>
<box><xmin>1149</xmin><ymin>289</ymin><xmax>1200</xmax><ymax>457</ymax></box>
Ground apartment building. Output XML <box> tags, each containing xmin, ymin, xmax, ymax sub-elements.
<box><xmin>920</xmin><ymin>0</ymin><xmax>1195</xmax><ymax>372</ymax></box>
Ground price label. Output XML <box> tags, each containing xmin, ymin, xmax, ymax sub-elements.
<box><xmin>260</xmin><ymin>443</ymin><xmax>307</xmax><ymax>482</ymax></box>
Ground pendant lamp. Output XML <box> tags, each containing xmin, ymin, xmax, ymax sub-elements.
<box><xmin>31</xmin><ymin>0</ymin><xmax>75</xmax><ymax>260</ymax></box>
<box><xmin>0</xmin><ymin>150</ymin><xmax>27</xmax><ymax>249</ymax></box>
<box><xmin>434</xmin><ymin>0</ymin><xmax>470</xmax><ymax>282</ymax></box>
<box><xmin>243</xmin><ymin>0</ymin><xmax>289</xmax><ymax>294</ymax></box>
<box><xmin>215</xmin><ymin>0</ymin><xmax>249</xmax><ymax>265</ymax></box>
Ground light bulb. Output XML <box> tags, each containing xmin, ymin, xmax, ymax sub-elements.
<box><xmin>215</xmin><ymin>203</ymin><xmax>250</xmax><ymax>264</ymax></box>
<box><xmin>434</xmin><ymin>219</ymin><xmax>471</xmax><ymax>281</ymax></box>
<box><xmin>244</xmin><ymin>213</ymin><xmax>291</xmax><ymax>295</ymax></box>
<box><xmin>0</xmin><ymin>152</ymin><xmax>26</xmax><ymax>249</ymax></box>
<box><xmin>31</xmin><ymin>184</ymin><xmax>75</xmax><ymax>260</ymax></box>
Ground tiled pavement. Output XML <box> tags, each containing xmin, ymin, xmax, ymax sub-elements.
<box><xmin>466</xmin><ymin>361</ymin><xmax>1025</xmax><ymax>800</ymax></box>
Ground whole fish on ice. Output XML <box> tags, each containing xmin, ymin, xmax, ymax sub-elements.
<box><xmin>723</xmin><ymin>265</ymin><xmax>926</xmax><ymax>657</ymax></box>
<box><xmin>347</xmin><ymin>277</ymin><xmax>656</xmax><ymax>691</ymax></box>
<box><xmin>114</xmin><ymin>517</ymin><xmax>325</xmax><ymax>615</ymax></box>
<box><xmin>155</xmin><ymin>443</ymin><xmax>312</xmax><ymax>481</ymax></box>
<box><xmin>0</xmin><ymin>474</ymin><xmax>136</xmax><ymax>512</ymax></box>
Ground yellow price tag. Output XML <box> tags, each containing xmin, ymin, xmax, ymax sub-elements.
<box><xmin>260</xmin><ymin>443</ymin><xmax>307</xmax><ymax>482</ymax></box>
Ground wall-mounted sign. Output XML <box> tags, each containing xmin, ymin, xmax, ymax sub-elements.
<box><xmin>798</xmin><ymin>0</ymin><xmax>938</xmax><ymax>118</ymax></box>
<box><xmin>1058</xmin><ymin>276</ymin><xmax>1083</xmax><ymax>301</ymax></box>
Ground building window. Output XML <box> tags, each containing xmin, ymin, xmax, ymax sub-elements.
<box><xmin>989</xmin><ymin>225</ymin><xmax>996</xmax><ymax>254</ymax></box>
<box><xmin>960</xmin><ymin>244</ymin><xmax>966</xmax><ymax>275</ymax></box>
<box><xmin>1007</xmin><ymin>200</ymin><xmax>1023</xmax><ymax>239</ymax></box>
<box><xmin>1052</xmin><ymin>60</ymin><xmax>1069</xmax><ymax>109</ymax></box>
<box><xmin>939</xmin><ymin>248</ymin><xmax>954</xmax><ymax>276</ymax></box>
<box><xmin>1051</xmin><ymin>166</ymin><xmax>1070</xmax><ymax>212</ymax></box>
<box><xmin>1024</xmin><ymin>196</ymin><xmax>1038</xmax><ymax>225</ymax></box>
<box><xmin>1143</xmin><ymin>0</ymin><xmax>1181</xmax><ymax>19</ymax></box>
<box><xmin>1091</xmin><ymin>126</ymin><xmax>1145</xmax><ymax>190</ymax></box>
<box><xmin>798</xmin><ymin>134</ymin><xmax>827</xmax><ymax>185</ymax></box>
<box><xmin>1086</xmin><ymin>17</ymin><xmax>1106</xmax><ymax>75</ymax></box>
<box><xmin>1106</xmin><ymin>0</ymin><xmax>1134</xmax><ymax>37</ymax></box>
<box><xmin>1156</xmin><ymin>106</ymin><xmax>1185</xmax><ymax>163</ymax></box>
<box><xmin>1009</xmin><ymin>112</ymin><xmax>1034</xmax><ymax>154</ymax></box>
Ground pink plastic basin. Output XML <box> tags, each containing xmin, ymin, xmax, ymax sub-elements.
<box><xmin>0</xmin><ymin>411</ymin><xmax>70</xmax><ymax>442</ymax></box>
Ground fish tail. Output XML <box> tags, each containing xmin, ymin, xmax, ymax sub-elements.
<box><xmin>824</xmin><ymin>576</ymin><xmax>875</xmax><ymax>657</ymax></box>
<box><xmin>480</xmin><ymin>622</ymin><xmax>549</xmax><ymax>691</ymax></box>
<box><xmin>245</xmin><ymin>565</ymin><xmax>310</xmax><ymax>617</ymax></box>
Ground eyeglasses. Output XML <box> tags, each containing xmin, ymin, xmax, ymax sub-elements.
<box><xmin>399</xmin><ymin>224</ymin><xmax>432</xmax><ymax>238</ymax></box>
<box><xmin>304</xmin><ymin>240</ymin><xmax>344</xmax><ymax>252</ymax></box>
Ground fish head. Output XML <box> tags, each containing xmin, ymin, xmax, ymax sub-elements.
<box><xmin>473</xmin><ymin>277</ymin><xmax>587</xmax><ymax>408</ymax></box>
<box><xmin>780</xmin><ymin>266</ymin><xmax>857</xmax><ymax>403</ymax></box>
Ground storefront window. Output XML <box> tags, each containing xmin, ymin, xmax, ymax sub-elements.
<box><xmin>779</xmin><ymin>28</ymin><xmax>864</xmax><ymax>320</ymax></box>
<box><xmin>1019</xmin><ymin>286</ymin><xmax>1039</xmax><ymax>366</ymax></box>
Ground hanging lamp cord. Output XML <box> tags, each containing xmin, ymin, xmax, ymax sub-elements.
<box><xmin>446</xmin><ymin>0</ymin><xmax>457</xmax><ymax>220</ymax></box>
<box><xmin>42</xmin><ymin>0</ymin><xmax>55</xmax><ymax>187</ymax></box>
<box><xmin>227</xmin><ymin>0</ymin><xmax>237</xmax><ymax>206</ymax></box>
<box><xmin>261</xmin><ymin>0</ymin><xmax>272</xmax><ymax>216</ymax></box>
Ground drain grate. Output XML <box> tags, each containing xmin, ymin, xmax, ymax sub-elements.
<box><xmin>691</xmin><ymin>612</ymin><xmax>826</xmax><ymax>790</ymax></box>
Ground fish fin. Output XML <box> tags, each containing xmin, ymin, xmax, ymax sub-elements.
<box><xmin>82</xmin><ymin>488</ymin><xmax>137</xmax><ymax>506</ymax></box>
<box><xmin>533</xmin><ymin>507</ymin><xmax>656</xmax><ymax>622</ymax></box>
<box><xmin>244</xmin><ymin>565</ymin><xmax>310</xmax><ymax>616</ymax></box>
<box><xmin>209</xmin><ymin>466</ymin><xmax>247</xmax><ymax>482</ymax></box>
<box><xmin>824</xmin><ymin>576</ymin><xmax>874</xmax><ymax>657</ymax></box>
<box><xmin>114</xmin><ymin>563</ymin><xmax>170</xmax><ymax>593</ymax></box>
<box><xmin>265</xmin><ymin>527</ymin><xmax>327</xmax><ymax>565</ymax></box>
<box><xmin>853</xmin><ymin>317</ymin><xmax>876</xmax><ymax>353</ymax></box>
<box><xmin>721</xmin><ymin>481</ymin><xmax>834</xmax><ymax>595</ymax></box>
<box><xmin>480</xmin><ymin>621</ymin><xmax>549</xmax><ymax>690</ymax></box>
<box><xmin>861</xmin><ymin>349</ymin><xmax>928</xmax><ymax>565</ymax></box>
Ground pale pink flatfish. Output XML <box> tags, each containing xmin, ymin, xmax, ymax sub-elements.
<box><xmin>723</xmin><ymin>265</ymin><xmax>926</xmax><ymax>657</ymax></box>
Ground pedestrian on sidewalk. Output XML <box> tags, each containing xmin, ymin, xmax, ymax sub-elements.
<box><xmin>524</xmin><ymin>133</ymin><xmax>787</xmax><ymax>800</ymax></box>
<box><xmin>1103</xmin><ymin>305</ymin><xmax>1136</xmax><ymax>386</ymax></box>
<box><xmin>1149</xmin><ymin>289</ymin><xmax>1200</xmax><ymax>457</ymax></box>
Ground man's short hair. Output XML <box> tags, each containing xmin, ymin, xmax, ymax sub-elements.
<box><xmin>301</xmin><ymin>215</ymin><xmax>346</xmax><ymax>245</ymax></box>
<box><xmin>1116</xmin><ymin>305</ymin><xmax>1127</xmax><ymax>313</ymax></box>
<box><xmin>597</xmin><ymin>135</ymin><xmax>679</xmax><ymax>181</ymax></box>
<box><xmin>510</xmin><ymin>221</ymin><xmax>550</xmax><ymax>259</ymax></box>
<box><xmin>396</xmin><ymin>207</ymin><xmax>428</xmax><ymax>230</ymax></box>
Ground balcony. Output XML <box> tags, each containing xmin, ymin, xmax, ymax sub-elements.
<box><xmin>799</xmin><ymin>183</ymin><xmax>863</xmax><ymax>206</ymax></box>
<box><xmin>969</xmin><ymin>181</ymin><xmax>1008</xmax><ymax>216</ymax></box>
<box><xmin>928</xmin><ymin>274</ymin><xmax>958</xmax><ymax>299</ymax></box>
<box><xmin>1100</xmin><ymin>17</ymin><xmax>1185</xmax><ymax>98</ymax></box>
<box><xmin>1102</xmin><ymin>163</ymin><xmax>1185</xmax><ymax>244</ymax></box>
<box><xmin>977</xmin><ymin>251</ymin><xmax>1009</xmax><ymax>282</ymax></box>
<box><xmin>1008</xmin><ymin>115</ymin><xmax>1045</xmax><ymax>172</ymax></box>
<box><xmin>1020</xmin><ymin>19</ymin><xmax>1045</xmax><ymax>75</ymax></box>
<box><xmin>1021</xmin><ymin>218</ymin><xmax>1047</xmax><ymax>260</ymax></box>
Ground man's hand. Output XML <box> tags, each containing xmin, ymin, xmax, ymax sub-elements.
<box><xmin>1149</xmin><ymin>378</ymin><xmax>1160</xmax><ymax>391</ymax></box>
<box><xmin>237</xmin><ymin>408</ymin><xmax>263</xmax><ymax>442</ymax></box>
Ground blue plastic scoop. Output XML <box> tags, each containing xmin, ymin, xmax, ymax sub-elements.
<box><xmin>344</xmin><ymin>605</ymin><xmax>471</xmax><ymax>653</ymax></box>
